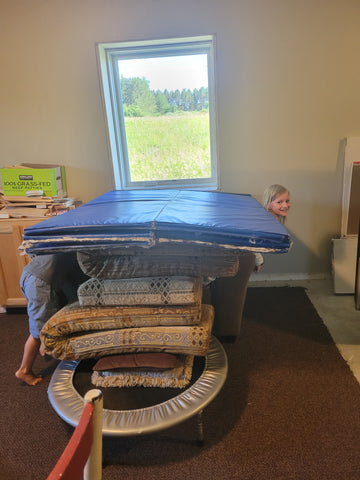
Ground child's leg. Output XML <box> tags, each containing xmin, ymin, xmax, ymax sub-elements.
<box><xmin>16</xmin><ymin>271</ymin><xmax>58</xmax><ymax>386</ymax></box>
<box><xmin>15</xmin><ymin>335</ymin><xmax>42</xmax><ymax>386</ymax></box>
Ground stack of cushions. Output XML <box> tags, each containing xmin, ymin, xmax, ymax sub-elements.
<box><xmin>40</xmin><ymin>244</ymin><xmax>240</xmax><ymax>388</ymax></box>
<box><xmin>91</xmin><ymin>353</ymin><xmax>194</xmax><ymax>389</ymax></box>
<box><xmin>36</xmin><ymin>190</ymin><xmax>291</xmax><ymax>388</ymax></box>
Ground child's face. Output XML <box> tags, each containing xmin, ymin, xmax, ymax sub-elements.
<box><xmin>269</xmin><ymin>191</ymin><xmax>290</xmax><ymax>218</ymax></box>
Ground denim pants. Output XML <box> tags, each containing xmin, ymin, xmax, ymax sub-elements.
<box><xmin>20</xmin><ymin>270</ymin><xmax>61</xmax><ymax>339</ymax></box>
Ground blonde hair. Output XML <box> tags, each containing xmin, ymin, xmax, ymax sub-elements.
<box><xmin>262</xmin><ymin>184</ymin><xmax>289</xmax><ymax>224</ymax></box>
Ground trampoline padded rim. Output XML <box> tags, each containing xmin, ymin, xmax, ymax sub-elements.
<box><xmin>47</xmin><ymin>336</ymin><xmax>228</xmax><ymax>436</ymax></box>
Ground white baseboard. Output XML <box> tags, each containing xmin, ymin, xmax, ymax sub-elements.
<box><xmin>249</xmin><ymin>272</ymin><xmax>331</xmax><ymax>286</ymax></box>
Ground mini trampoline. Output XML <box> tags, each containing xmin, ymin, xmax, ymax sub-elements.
<box><xmin>38</xmin><ymin>190</ymin><xmax>289</xmax><ymax>442</ymax></box>
<box><xmin>48</xmin><ymin>336</ymin><xmax>228</xmax><ymax>441</ymax></box>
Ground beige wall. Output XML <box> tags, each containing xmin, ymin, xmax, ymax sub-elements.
<box><xmin>1</xmin><ymin>0</ymin><xmax>360</xmax><ymax>277</ymax></box>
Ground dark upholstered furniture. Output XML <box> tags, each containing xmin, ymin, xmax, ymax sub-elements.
<box><xmin>204</xmin><ymin>252</ymin><xmax>255</xmax><ymax>338</ymax></box>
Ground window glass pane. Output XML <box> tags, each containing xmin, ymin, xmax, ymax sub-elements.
<box><xmin>117</xmin><ymin>55</ymin><xmax>211</xmax><ymax>182</ymax></box>
<box><xmin>97</xmin><ymin>36</ymin><xmax>217</xmax><ymax>190</ymax></box>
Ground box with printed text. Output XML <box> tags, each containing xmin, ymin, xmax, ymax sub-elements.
<box><xmin>0</xmin><ymin>164</ymin><xmax>67</xmax><ymax>197</ymax></box>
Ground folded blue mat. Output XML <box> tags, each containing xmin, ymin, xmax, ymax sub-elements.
<box><xmin>21</xmin><ymin>190</ymin><xmax>291</xmax><ymax>255</ymax></box>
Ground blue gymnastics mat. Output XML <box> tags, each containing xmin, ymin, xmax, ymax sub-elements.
<box><xmin>21</xmin><ymin>190</ymin><xmax>291</xmax><ymax>255</ymax></box>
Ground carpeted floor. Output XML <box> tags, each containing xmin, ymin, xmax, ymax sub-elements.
<box><xmin>1</xmin><ymin>287</ymin><xmax>360</xmax><ymax>480</ymax></box>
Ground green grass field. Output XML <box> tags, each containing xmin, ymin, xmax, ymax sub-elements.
<box><xmin>124</xmin><ymin>112</ymin><xmax>211</xmax><ymax>181</ymax></box>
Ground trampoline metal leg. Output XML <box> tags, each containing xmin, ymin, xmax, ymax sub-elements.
<box><xmin>196</xmin><ymin>409</ymin><xmax>204</xmax><ymax>446</ymax></box>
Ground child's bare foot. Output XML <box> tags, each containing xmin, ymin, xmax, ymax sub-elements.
<box><xmin>15</xmin><ymin>369</ymin><xmax>42</xmax><ymax>386</ymax></box>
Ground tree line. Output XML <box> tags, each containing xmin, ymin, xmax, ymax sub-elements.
<box><xmin>120</xmin><ymin>76</ymin><xmax>209</xmax><ymax>117</ymax></box>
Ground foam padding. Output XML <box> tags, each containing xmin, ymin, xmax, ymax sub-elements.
<box><xmin>21</xmin><ymin>189</ymin><xmax>291</xmax><ymax>255</ymax></box>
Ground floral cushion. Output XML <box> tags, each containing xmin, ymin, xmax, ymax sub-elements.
<box><xmin>40</xmin><ymin>302</ymin><xmax>201</xmax><ymax>345</ymax></box>
<box><xmin>77</xmin><ymin>276</ymin><xmax>202</xmax><ymax>307</ymax></box>
<box><xmin>41</xmin><ymin>303</ymin><xmax>214</xmax><ymax>360</ymax></box>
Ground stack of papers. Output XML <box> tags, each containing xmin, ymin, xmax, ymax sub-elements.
<box><xmin>0</xmin><ymin>194</ymin><xmax>75</xmax><ymax>219</ymax></box>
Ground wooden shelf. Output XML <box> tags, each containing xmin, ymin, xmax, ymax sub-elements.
<box><xmin>0</xmin><ymin>218</ymin><xmax>44</xmax><ymax>307</ymax></box>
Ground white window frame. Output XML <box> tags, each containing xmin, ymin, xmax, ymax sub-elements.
<box><xmin>96</xmin><ymin>35</ymin><xmax>218</xmax><ymax>190</ymax></box>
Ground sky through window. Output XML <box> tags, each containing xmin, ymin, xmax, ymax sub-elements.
<box><xmin>117</xmin><ymin>54</ymin><xmax>208</xmax><ymax>91</ymax></box>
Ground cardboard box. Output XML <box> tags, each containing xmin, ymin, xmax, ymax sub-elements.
<box><xmin>0</xmin><ymin>164</ymin><xmax>67</xmax><ymax>197</ymax></box>
<box><xmin>332</xmin><ymin>236</ymin><xmax>358</xmax><ymax>294</ymax></box>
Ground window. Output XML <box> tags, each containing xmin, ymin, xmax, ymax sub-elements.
<box><xmin>97</xmin><ymin>35</ymin><xmax>218</xmax><ymax>190</ymax></box>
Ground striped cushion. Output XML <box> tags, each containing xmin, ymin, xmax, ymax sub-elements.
<box><xmin>77</xmin><ymin>245</ymin><xmax>240</xmax><ymax>279</ymax></box>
